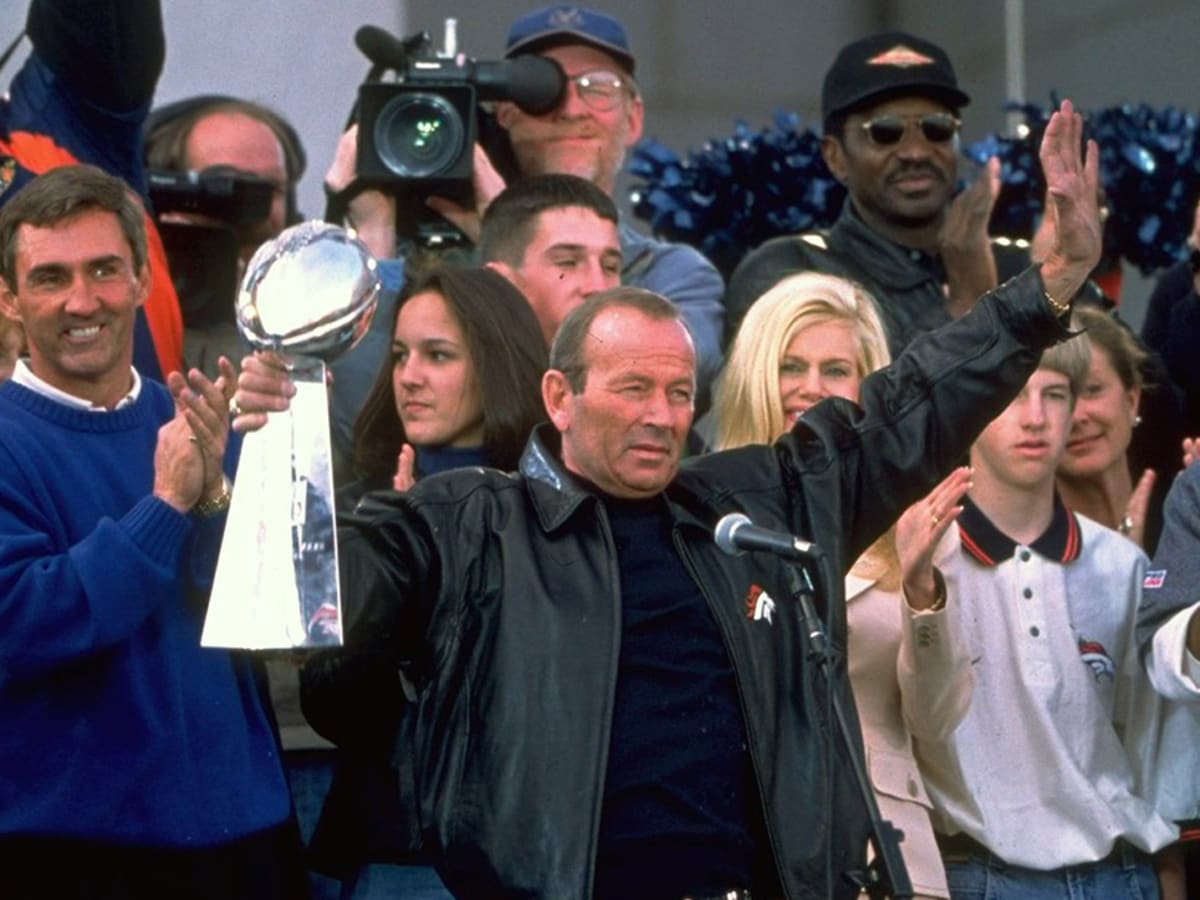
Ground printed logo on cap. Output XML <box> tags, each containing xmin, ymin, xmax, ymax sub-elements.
<box><xmin>549</xmin><ymin>7</ymin><xmax>585</xmax><ymax>28</ymax></box>
<box><xmin>867</xmin><ymin>45</ymin><xmax>936</xmax><ymax>69</ymax></box>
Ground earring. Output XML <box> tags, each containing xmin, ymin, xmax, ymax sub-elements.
<box><xmin>1134</xmin><ymin>415</ymin><xmax>1142</xmax><ymax>427</ymax></box>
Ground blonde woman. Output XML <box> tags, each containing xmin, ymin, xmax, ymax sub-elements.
<box><xmin>715</xmin><ymin>272</ymin><xmax>972</xmax><ymax>900</ymax></box>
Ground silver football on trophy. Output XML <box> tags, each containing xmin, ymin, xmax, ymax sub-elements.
<box><xmin>237</xmin><ymin>220</ymin><xmax>380</xmax><ymax>360</ymax></box>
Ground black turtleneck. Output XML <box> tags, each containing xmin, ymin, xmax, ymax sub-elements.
<box><xmin>592</xmin><ymin>490</ymin><xmax>763</xmax><ymax>900</ymax></box>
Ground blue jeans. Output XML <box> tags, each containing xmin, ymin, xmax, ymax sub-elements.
<box><xmin>945</xmin><ymin>842</ymin><xmax>1160</xmax><ymax>899</ymax></box>
<box><xmin>284</xmin><ymin>750</ymin><xmax>341</xmax><ymax>900</ymax></box>
<box><xmin>340</xmin><ymin>864</ymin><xmax>453</xmax><ymax>899</ymax></box>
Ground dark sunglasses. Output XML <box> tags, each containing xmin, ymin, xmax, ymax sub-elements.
<box><xmin>859</xmin><ymin>113</ymin><xmax>961</xmax><ymax>146</ymax></box>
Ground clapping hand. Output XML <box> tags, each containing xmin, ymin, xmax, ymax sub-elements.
<box><xmin>896</xmin><ymin>466</ymin><xmax>973</xmax><ymax>611</ymax></box>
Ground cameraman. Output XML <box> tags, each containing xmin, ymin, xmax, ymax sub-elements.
<box><xmin>143</xmin><ymin>96</ymin><xmax>306</xmax><ymax>376</ymax></box>
<box><xmin>335</xmin><ymin>5</ymin><xmax>725</xmax><ymax>409</ymax></box>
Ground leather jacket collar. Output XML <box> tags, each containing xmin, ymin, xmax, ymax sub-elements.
<box><xmin>829</xmin><ymin>199</ymin><xmax>943</xmax><ymax>291</ymax></box>
<box><xmin>519</xmin><ymin>424</ymin><xmax>712</xmax><ymax>536</ymax></box>
<box><xmin>519</xmin><ymin>424</ymin><xmax>598</xmax><ymax>534</ymax></box>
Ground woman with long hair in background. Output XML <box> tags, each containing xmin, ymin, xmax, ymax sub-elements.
<box><xmin>715</xmin><ymin>272</ymin><xmax>973</xmax><ymax>900</ymax></box>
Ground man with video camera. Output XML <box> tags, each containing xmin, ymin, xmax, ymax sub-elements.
<box><xmin>142</xmin><ymin>96</ymin><xmax>307</xmax><ymax>377</ymax></box>
<box><xmin>337</xmin><ymin>5</ymin><xmax>726</xmax><ymax>409</ymax></box>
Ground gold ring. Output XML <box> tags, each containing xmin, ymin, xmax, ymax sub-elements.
<box><xmin>1118</xmin><ymin>515</ymin><xmax>1133</xmax><ymax>536</ymax></box>
<box><xmin>228</xmin><ymin>397</ymin><xmax>243</xmax><ymax>418</ymax></box>
<box><xmin>188</xmin><ymin>436</ymin><xmax>200</xmax><ymax>445</ymax></box>
<box><xmin>931</xmin><ymin>513</ymin><xmax>941</xmax><ymax>527</ymax></box>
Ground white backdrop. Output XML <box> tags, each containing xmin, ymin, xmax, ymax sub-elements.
<box><xmin>156</xmin><ymin>0</ymin><xmax>406</xmax><ymax>220</ymax></box>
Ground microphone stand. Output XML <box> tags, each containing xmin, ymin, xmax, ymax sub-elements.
<box><xmin>784</xmin><ymin>556</ymin><xmax>913</xmax><ymax>900</ymax></box>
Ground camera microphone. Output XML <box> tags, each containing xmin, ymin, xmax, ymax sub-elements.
<box><xmin>472</xmin><ymin>56</ymin><xmax>565</xmax><ymax>115</ymax></box>
<box><xmin>355</xmin><ymin>25</ymin><xmax>564</xmax><ymax>115</ymax></box>
<box><xmin>714</xmin><ymin>513</ymin><xmax>822</xmax><ymax>562</ymax></box>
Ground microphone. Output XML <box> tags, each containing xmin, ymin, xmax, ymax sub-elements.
<box><xmin>713</xmin><ymin>513</ymin><xmax>821</xmax><ymax>561</ymax></box>
<box><xmin>354</xmin><ymin>27</ymin><xmax>565</xmax><ymax>115</ymax></box>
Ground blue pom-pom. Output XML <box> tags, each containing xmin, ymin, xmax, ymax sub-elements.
<box><xmin>629</xmin><ymin>113</ymin><xmax>844</xmax><ymax>278</ymax></box>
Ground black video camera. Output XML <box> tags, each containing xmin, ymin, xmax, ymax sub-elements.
<box><xmin>148</xmin><ymin>167</ymin><xmax>279</xmax><ymax>331</ymax></box>
<box><xmin>351</xmin><ymin>22</ymin><xmax>564</xmax><ymax>242</ymax></box>
<box><xmin>147</xmin><ymin>166</ymin><xmax>276</xmax><ymax>227</ymax></box>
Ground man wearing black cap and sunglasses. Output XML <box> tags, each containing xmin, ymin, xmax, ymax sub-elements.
<box><xmin>725</xmin><ymin>32</ymin><xmax>1002</xmax><ymax>358</ymax></box>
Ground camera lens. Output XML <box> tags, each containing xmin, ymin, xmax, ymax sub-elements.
<box><xmin>373</xmin><ymin>93</ymin><xmax>466</xmax><ymax>178</ymax></box>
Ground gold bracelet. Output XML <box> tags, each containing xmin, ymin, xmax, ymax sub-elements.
<box><xmin>194</xmin><ymin>476</ymin><xmax>233</xmax><ymax>517</ymax></box>
<box><xmin>1043</xmin><ymin>289</ymin><xmax>1071</xmax><ymax>318</ymax></box>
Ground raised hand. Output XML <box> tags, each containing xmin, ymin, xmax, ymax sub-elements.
<box><xmin>325</xmin><ymin>124</ymin><xmax>397</xmax><ymax>260</ymax></box>
<box><xmin>941</xmin><ymin>155</ymin><xmax>1001</xmax><ymax>313</ymax></box>
<box><xmin>424</xmin><ymin>143</ymin><xmax>508</xmax><ymax>243</ymax></box>
<box><xmin>392</xmin><ymin>443</ymin><xmax>416</xmax><ymax>492</ymax></box>
<box><xmin>1037</xmin><ymin>99</ymin><xmax>1102</xmax><ymax>306</ymax></box>
<box><xmin>896</xmin><ymin>466</ymin><xmax>973</xmax><ymax>610</ymax></box>
<box><xmin>1120</xmin><ymin>468</ymin><xmax>1156</xmax><ymax>548</ymax></box>
<box><xmin>152</xmin><ymin>413</ymin><xmax>206</xmax><ymax>513</ymax></box>
<box><xmin>168</xmin><ymin>357</ymin><xmax>236</xmax><ymax>498</ymax></box>
<box><xmin>1182</xmin><ymin>437</ymin><xmax>1200</xmax><ymax>469</ymax></box>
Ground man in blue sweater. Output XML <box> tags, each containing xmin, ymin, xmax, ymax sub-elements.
<box><xmin>0</xmin><ymin>165</ymin><xmax>303</xmax><ymax>898</ymax></box>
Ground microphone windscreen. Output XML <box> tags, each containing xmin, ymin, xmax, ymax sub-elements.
<box><xmin>713</xmin><ymin>513</ymin><xmax>750</xmax><ymax>556</ymax></box>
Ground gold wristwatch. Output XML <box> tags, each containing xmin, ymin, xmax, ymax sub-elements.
<box><xmin>194</xmin><ymin>476</ymin><xmax>233</xmax><ymax>517</ymax></box>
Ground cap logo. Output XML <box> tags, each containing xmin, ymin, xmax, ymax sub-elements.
<box><xmin>867</xmin><ymin>44</ymin><xmax>936</xmax><ymax>68</ymax></box>
<box><xmin>548</xmin><ymin>7</ymin><xmax>585</xmax><ymax>28</ymax></box>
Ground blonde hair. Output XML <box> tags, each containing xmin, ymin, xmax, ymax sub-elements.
<box><xmin>1039</xmin><ymin>321</ymin><xmax>1092</xmax><ymax>401</ymax></box>
<box><xmin>714</xmin><ymin>272</ymin><xmax>891</xmax><ymax>450</ymax></box>
<box><xmin>715</xmin><ymin>272</ymin><xmax>899</xmax><ymax>587</ymax></box>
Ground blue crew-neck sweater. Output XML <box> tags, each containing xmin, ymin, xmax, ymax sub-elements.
<box><xmin>0</xmin><ymin>380</ymin><xmax>291</xmax><ymax>847</ymax></box>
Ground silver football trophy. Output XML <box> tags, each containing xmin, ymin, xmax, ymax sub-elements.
<box><xmin>202</xmin><ymin>221</ymin><xmax>379</xmax><ymax>650</ymax></box>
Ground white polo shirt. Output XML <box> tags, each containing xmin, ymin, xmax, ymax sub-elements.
<box><xmin>914</xmin><ymin>496</ymin><xmax>1177</xmax><ymax>869</ymax></box>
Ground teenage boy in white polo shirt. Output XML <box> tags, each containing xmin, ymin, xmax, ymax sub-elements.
<box><xmin>912</xmin><ymin>330</ymin><xmax>1176</xmax><ymax>899</ymax></box>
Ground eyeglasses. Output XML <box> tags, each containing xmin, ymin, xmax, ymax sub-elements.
<box><xmin>565</xmin><ymin>70</ymin><xmax>629</xmax><ymax>112</ymax></box>
<box><xmin>859</xmin><ymin>113</ymin><xmax>961</xmax><ymax>146</ymax></box>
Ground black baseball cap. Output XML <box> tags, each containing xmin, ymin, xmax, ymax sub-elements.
<box><xmin>505</xmin><ymin>5</ymin><xmax>636</xmax><ymax>75</ymax></box>
<box><xmin>821</xmin><ymin>32</ymin><xmax>970</xmax><ymax>126</ymax></box>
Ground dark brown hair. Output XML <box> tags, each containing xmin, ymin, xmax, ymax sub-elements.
<box><xmin>353</xmin><ymin>265</ymin><xmax>548</xmax><ymax>478</ymax></box>
<box><xmin>0</xmin><ymin>164</ymin><xmax>147</xmax><ymax>291</ymax></box>
<box><xmin>478</xmin><ymin>173</ymin><xmax>618</xmax><ymax>267</ymax></box>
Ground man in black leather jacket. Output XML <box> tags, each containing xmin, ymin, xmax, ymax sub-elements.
<box><xmin>233</xmin><ymin>100</ymin><xmax>1101</xmax><ymax>900</ymax></box>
